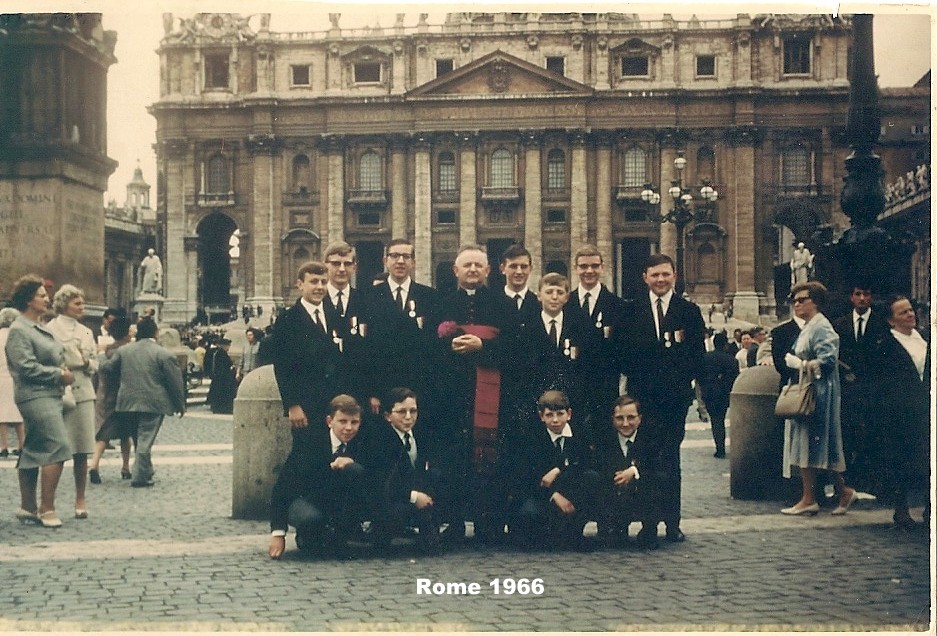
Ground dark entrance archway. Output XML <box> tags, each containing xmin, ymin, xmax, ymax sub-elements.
<box><xmin>197</xmin><ymin>213</ymin><xmax>238</xmax><ymax>322</ymax></box>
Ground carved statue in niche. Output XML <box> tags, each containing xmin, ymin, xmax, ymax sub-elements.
<box><xmin>329</xmin><ymin>13</ymin><xmax>341</xmax><ymax>28</ymax></box>
<box><xmin>139</xmin><ymin>248</ymin><xmax>163</xmax><ymax>295</ymax></box>
<box><xmin>789</xmin><ymin>242</ymin><xmax>814</xmax><ymax>285</ymax></box>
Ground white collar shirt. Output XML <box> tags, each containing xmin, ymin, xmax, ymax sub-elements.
<box><xmin>891</xmin><ymin>328</ymin><xmax>927</xmax><ymax>381</ymax></box>
<box><xmin>327</xmin><ymin>283</ymin><xmax>351</xmax><ymax>314</ymax></box>
<box><xmin>649</xmin><ymin>289</ymin><xmax>674</xmax><ymax>339</ymax></box>
<box><xmin>300</xmin><ymin>298</ymin><xmax>327</xmax><ymax>332</ymax></box>
<box><xmin>577</xmin><ymin>284</ymin><xmax>600</xmax><ymax>315</ymax></box>
<box><xmin>541</xmin><ymin>311</ymin><xmax>563</xmax><ymax>347</ymax></box>
<box><xmin>548</xmin><ymin>424</ymin><xmax>573</xmax><ymax>448</ymax></box>
<box><xmin>853</xmin><ymin>309</ymin><xmax>871</xmax><ymax>338</ymax></box>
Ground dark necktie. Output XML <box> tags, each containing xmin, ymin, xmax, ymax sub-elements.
<box><xmin>583</xmin><ymin>292</ymin><xmax>592</xmax><ymax>317</ymax></box>
<box><xmin>656</xmin><ymin>298</ymin><xmax>665</xmax><ymax>342</ymax></box>
<box><xmin>314</xmin><ymin>308</ymin><xmax>326</xmax><ymax>334</ymax></box>
<box><xmin>549</xmin><ymin>319</ymin><xmax>558</xmax><ymax>349</ymax></box>
<box><xmin>395</xmin><ymin>286</ymin><xmax>404</xmax><ymax>311</ymax></box>
<box><xmin>515</xmin><ymin>294</ymin><xmax>523</xmax><ymax>311</ymax></box>
<box><xmin>624</xmin><ymin>439</ymin><xmax>633</xmax><ymax>459</ymax></box>
<box><xmin>335</xmin><ymin>290</ymin><xmax>344</xmax><ymax>317</ymax></box>
<box><xmin>856</xmin><ymin>316</ymin><xmax>864</xmax><ymax>341</ymax></box>
<box><xmin>334</xmin><ymin>442</ymin><xmax>346</xmax><ymax>458</ymax></box>
<box><xmin>403</xmin><ymin>432</ymin><xmax>414</xmax><ymax>467</ymax></box>
<box><xmin>554</xmin><ymin>436</ymin><xmax>566</xmax><ymax>463</ymax></box>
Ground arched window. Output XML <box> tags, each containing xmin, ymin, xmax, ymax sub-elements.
<box><xmin>292</xmin><ymin>154</ymin><xmax>311</xmax><ymax>191</ymax></box>
<box><xmin>490</xmin><ymin>148</ymin><xmax>514</xmax><ymax>188</ymax></box>
<box><xmin>438</xmin><ymin>151</ymin><xmax>457</xmax><ymax>192</ymax></box>
<box><xmin>697</xmin><ymin>146</ymin><xmax>715</xmax><ymax>182</ymax></box>
<box><xmin>206</xmin><ymin>154</ymin><xmax>229</xmax><ymax>193</ymax></box>
<box><xmin>782</xmin><ymin>148</ymin><xmax>811</xmax><ymax>188</ymax></box>
<box><xmin>623</xmin><ymin>147</ymin><xmax>647</xmax><ymax>187</ymax></box>
<box><xmin>697</xmin><ymin>241</ymin><xmax>718</xmax><ymax>282</ymax></box>
<box><xmin>547</xmin><ymin>149</ymin><xmax>566</xmax><ymax>191</ymax></box>
<box><xmin>359</xmin><ymin>151</ymin><xmax>382</xmax><ymax>191</ymax></box>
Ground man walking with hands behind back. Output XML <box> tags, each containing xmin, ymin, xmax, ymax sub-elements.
<box><xmin>620</xmin><ymin>254</ymin><xmax>705</xmax><ymax>542</ymax></box>
<box><xmin>100</xmin><ymin>317</ymin><xmax>185</xmax><ymax>488</ymax></box>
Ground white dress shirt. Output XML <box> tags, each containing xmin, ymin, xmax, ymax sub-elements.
<box><xmin>541</xmin><ymin>311</ymin><xmax>564</xmax><ymax>348</ymax></box>
<box><xmin>891</xmin><ymin>328</ymin><xmax>927</xmax><ymax>381</ymax></box>
<box><xmin>300</xmin><ymin>298</ymin><xmax>328</xmax><ymax>333</ymax></box>
<box><xmin>577</xmin><ymin>284</ymin><xmax>600</xmax><ymax>316</ymax></box>
<box><xmin>649</xmin><ymin>289</ymin><xmax>674</xmax><ymax>340</ymax></box>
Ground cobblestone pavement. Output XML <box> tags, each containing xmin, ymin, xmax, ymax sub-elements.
<box><xmin>0</xmin><ymin>404</ymin><xmax>931</xmax><ymax>632</ymax></box>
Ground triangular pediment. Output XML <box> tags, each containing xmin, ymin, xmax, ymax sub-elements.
<box><xmin>409</xmin><ymin>50</ymin><xmax>592</xmax><ymax>98</ymax></box>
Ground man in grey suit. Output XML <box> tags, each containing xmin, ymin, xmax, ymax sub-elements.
<box><xmin>100</xmin><ymin>318</ymin><xmax>185</xmax><ymax>488</ymax></box>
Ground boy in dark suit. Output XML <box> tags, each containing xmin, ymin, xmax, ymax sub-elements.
<box><xmin>505</xmin><ymin>390</ymin><xmax>601</xmax><ymax>551</ymax></box>
<box><xmin>597</xmin><ymin>395</ymin><xmax>672</xmax><ymax>550</ymax></box>
<box><xmin>619</xmin><ymin>253</ymin><xmax>705</xmax><ymax>542</ymax></box>
<box><xmin>363</xmin><ymin>387</ymin><xmax>447</xmax><ymax>554</ymax></box>
<box><xmin>268</xmin><ymin>395</ymin><xmax>369</xmax><ymax>559</ymax></box>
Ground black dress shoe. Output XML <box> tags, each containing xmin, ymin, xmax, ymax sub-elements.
<box><xmin>130</xmin><ymin>480</ymin><xmax>155</xmax><ymax>488</ymax></box>
<box><xmin>439</xmin><ymin>522</ymin><xmax>466</xmax><ymax>544</ymax></box>
<box><xmin>713</xmin><ymin>449</ymin><xmax>726</xmax><ymax>458</ymax></box>
<box><xmin>634</xmin><ymin>528</ymin><xmax>659</xmax><ymax>551</ymax></box>
<box><xmin>665</xmin><ymin>527</ymin><xmax>686</xmax><ymax>543</ymax></box>
<box><xmin>89</xmin><ymin>469</ymin><xmax>102</xmax><ymax>484</ymax></box>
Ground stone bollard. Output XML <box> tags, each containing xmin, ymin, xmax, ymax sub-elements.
<box><xmin>231</xmin><ymin>365</ymin><xmax>292</xmax><ymax>520</ymax></box>
<box><xmin>729</xmin><ymin>365</ymin><xmax>793</xmax><ymax>501</ymax></box>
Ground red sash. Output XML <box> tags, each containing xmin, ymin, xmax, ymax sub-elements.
<box><xmin>459</xmin><ymin>324</ymin><xmax>501</xmax><ymax>471</ymax></box>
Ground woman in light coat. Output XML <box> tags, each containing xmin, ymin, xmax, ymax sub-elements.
<box><xmin>46</xmin><ymin>285</ymin><xmax>97</xmax><ymax>519</ymax></box>
<box><xmin>781</xmin><ymin>281</ymin><xmax>857</xmax><ymax>516</ymax></box>
<box><xmin>5</xmin><ymin>275</ymin><xmax>75</xmax><ymax>528</ymax></box>
<box><xmin>0</xmin><ymin>307</ymin><xmax>26</xmax><ymax>457</ymax></box>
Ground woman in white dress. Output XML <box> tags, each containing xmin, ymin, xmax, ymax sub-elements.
<box><xmin>46</xmin><ymin>285</ymin><xmax>97</xmax><ymax>519</ymax></box>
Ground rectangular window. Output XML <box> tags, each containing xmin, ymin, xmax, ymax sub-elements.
<box><xmin>204</xmin><ymin>54</ymin><xmax>230</xmax><ymax>89</ymax></box>
<box><xmin>488</xmin><ymin>208</ymin><xmax>514</xmax><ymax>224</ymax></box>
<box><xmin>624</xmin><ymin>208</ymin><xmax>648</xmax><ymax>222</ymax></box>
<box><xmin>354</xmin><ymin>62</ymin><xmax>381</xmax><ymax>83</ymax></box>
<box><xmin>546</xmin><ymin>209</ymin><xmax>567</xmax><ymax>223</ymax></box>
<box><xmin>783</xmin><ymin>37</ymin><xmax>811</xmax><ymax>75</ymax></box>
<box><xmin>438</xmin><ymin>162</ymin><xmax>457</xmax><ymax>192</ymax></box>
<box><xmin>911</xmin><ymin>124</ymin><xmax>930</xmax><ymax>136</ymax></box>
<box><xmin>436</xmin><ymin>209</ymin><xmax>456</xmax><ymax>225</ymax></box>
<box><xmin>435</xmin><ymin>59</ymin><xmax>454</xmax><ymax>78</ymax></box>
<box><xmin>621</xmin><ymin>56</ymin><xmax>649</xmax><ymax>77</ymax></box>
<box><xmin>696</xmin><ymin>55</ymin><xmax>716</xmax><ymax>78</ymax></box>
<box><xmin>546</xmin><ymin>56</ymin><xmax>565</xmax><ymax>75</ymax></box>
<box><xmin>291</xmin><ymin>65</ymin><xmax>311</xmax><ymax>86</ymax></box>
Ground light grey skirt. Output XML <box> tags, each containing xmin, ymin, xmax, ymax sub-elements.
<box><xmin>15</xmin><ymin>396</ymin><xmax>72</xmax><ymax>470</ymax></box>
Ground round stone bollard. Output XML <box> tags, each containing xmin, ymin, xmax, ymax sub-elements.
<box><xmin>231</xmin><ymin>365</ymin><xmax>292</xmax><ymax>520</ymax></box>
<box><xmin>729</xmin><ymin>365</ymin><xmax>791</xmax><ymax>501</ymax></box>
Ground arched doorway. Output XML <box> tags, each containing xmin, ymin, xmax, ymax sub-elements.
<box><xmin>197</xmin><ymin>212</ymin><xmax>238</xmax><ymax>323</ymax></box>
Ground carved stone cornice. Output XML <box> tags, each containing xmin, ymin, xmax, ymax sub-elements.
<box><xmin>521</xmin><ymin>131</ymin><xmax>544</xmax><ymax>148</ymax></box>
<box><xmin>317</xmin><ymin>134</ymin><xmax>347</xmax><ymax>154</ymax></box>
<box><xmin>723</xmin><ymin>126</ymin><xmax>763</xmax><ymax>146</ymax></box>
<box><xmin>245</xmin><ymin>133</ymin><xmax>283</xmax><ymax>155</ymax></box>
<box><xmin>656</xmin><ymin>128</ymin><xmax>690</xmax><ymax>148</ymax></box>
<box><xmin>158</xmin><ymin>138</ymin><xmax>190</xmax><ymax>159</ymax></box>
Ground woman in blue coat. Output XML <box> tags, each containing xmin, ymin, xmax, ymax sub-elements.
<box><xmin>4</xmin><ymin>275</ymin><xmax>75</xmax><ymax>528</ymax></box>
<box><xmin>780</xmin><ymin>281</ymin><xmax>857</xmax><ymax>516</ymax></box>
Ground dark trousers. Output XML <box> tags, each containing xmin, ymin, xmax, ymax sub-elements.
<box><xmin>289</xmin><ymin>462</ymin><xmax>368</xmax><ymax>548</ymax></box>
<box><xmin>602</xmin><ymin>477</ymin><xmax>665</xmax><ymax>533</ymax></box>
<box><xmin>704</xmin><ymin>396</ymin><xmax>729</xmax><ymax>454</ymax></box>
<box><xmin>509</xmin><ymin>469</ymin><xmax>601</xmax><ymax>547</ymax></box>
<box><xmin>372</xmin><ymin>467</ymin><xmax>446</xmax><ymax>539</ymax></box>
<box><xmin>641</xmin><ymin>399</ymin><xmax>690</xmax><ymax>528</ymax></box>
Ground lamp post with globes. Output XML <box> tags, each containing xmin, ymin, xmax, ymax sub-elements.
<box><xmin>641</xmin><ymin>152</ymin><xmax>718</xmax><ymax>296</ymax></box>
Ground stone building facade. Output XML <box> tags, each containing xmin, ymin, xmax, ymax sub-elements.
<box><xmin>150</xmin><ymin>12</ymin><xmax>929</xmax><ymax>324</ymax></box>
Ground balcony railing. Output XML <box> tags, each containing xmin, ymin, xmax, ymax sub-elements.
<box><xmin>542</xmin><ymin>187</ymin><xmax>570</xmax><ymax>201</ymax></box>
<box><xmin>282</xmin><ymin>190</ymin><xmax>320</xmax><ymax>206</ymax></box>
<box><xmin>197</xmin><ymin>192</ymin><xmax>236</xmax><ymax>207</ymax></box>
<box><xmin>480</xmin><ymin>186</ymin><xmax>521</xmax><ymax>202</ymax></box>
<box><xmin>775</xmin><ymin>183</ymin><xmax>822</xmax><ymax>198</ymax></box>
<box><xmin>346</xmin><ymin>189</ymin><xmax>388</xmax><ymax>206</ymax></box>
<box><xmin>614</xmin><ymin>184</ymin><xmax>645</xmax><ymax>201</ymax></box>
<box><xmin>434</xmin><ymin>190</ymin><xmax>460</xmax><ymax>203</ymax></box>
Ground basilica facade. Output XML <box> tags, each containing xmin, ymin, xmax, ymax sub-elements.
<box><xmin>149</xmin><ymin>12</ymin><xmax>929</xmax><ymax>323</ymax></box>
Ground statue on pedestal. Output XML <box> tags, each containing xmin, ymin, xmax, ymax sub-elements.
<box><xmin>139</xmin><ymin>248</ymin><xmax>163</xmax><ymax>295</ymax></box>
<box><xmin>789</xmin><ymin>242</ymin><xmax>814</xmax><ymax>286</ymax></box>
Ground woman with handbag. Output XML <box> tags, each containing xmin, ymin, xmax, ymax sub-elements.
<box><xmin>4</xmin><ymin>275</ymin><xmax>75</xmax><ymax>528</ymax></box>
<box><xmin>780</xmin><ymin>281</ymin><xmax>857</xmax><ymax>516</ymax></box>
<box><xmin>46</xmin><ymin>284</ymin><xmax>98</xmax><ymax>520</ymax></box>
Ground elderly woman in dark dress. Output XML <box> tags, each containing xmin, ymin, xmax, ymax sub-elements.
<box><xmin>4</xmin><ymin>275</ymin><xmax>75</xmax><ymax>528</ymax></box>
<box><xmin>873</xmin><ymin>295</ymin><xmax>931</xmax><ymax>532</ymax></box>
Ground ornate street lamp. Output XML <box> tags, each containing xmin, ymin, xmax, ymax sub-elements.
<box><xmin>642</xmin><ymin>152</ymin><xmax>719</xmax><ymax>296</ymax></box>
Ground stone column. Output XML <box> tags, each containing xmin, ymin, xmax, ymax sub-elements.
<box><xmin>390</xmin><ymin>139</ymin><xmax>408</xmax><ymax>240</ymax></box>
<box><xmin>325</xmin><ymin>139</ymin><xmax>344</xmax><ymax>246</ymax></box>
<box><xmin>458</xmin><ymin>133</ymin><xmax>477</xmax><ymax>246</ymax></box>
<box><xmin>658</xmin><ymin>145</ymin><xmax>678</xmax><ymax>260</ymax></box>
<box><xmin>413</xmin><ymin>141</ymin><xmax>432</xmax><ymax>284</ymax></box>
<box><xmin>594</xmin><ymin>35</ymin><xmax>610</xmax><ymax>90</ymax></box>
<box><xmin>325</xmin><ymin>44</ymin><xmax>342</xmax><ymax>95</ymax></box>
<box><xmin>246</xmin><ymin>134</ymin><xmax>282</xmax><ymax>312</ymax></box>
<box><xmin>160</xmin><ymin>140</ymin><xmax>191</xmax><ymax>323</ymax></box>
<box><xmin>522</xmin><ymin>133</ymin><xmax>542</xmax><ymax>285</ymax></box>
<box><xmin>595</xmin><ymin>134</ymin><xmax>613</xmax><ymax>287</ymax></box>
<box><xmin>569</xmin><ymin>133</ymin><xmax>588</xmax><ymax>264</ymax></box>
<box><xmin>391</xmin><ymin>41</ymin><xmax>406</xmax><ymax>95</ymax></box>
<box><xmin>725</xmin><ymin>126</ymin><xmax>760</xmax><ymax>321</ymax></box>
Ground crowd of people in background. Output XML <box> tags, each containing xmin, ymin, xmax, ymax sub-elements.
<box><xmin>1</xmin><ymin>240</ymin><xmax>929</xmax><ymax>552</ymax></box>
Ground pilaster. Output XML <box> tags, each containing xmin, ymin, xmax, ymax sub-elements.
<box><xmin>324</xmin><ymin>137</ymin><xmax>345</xmax><ymax>246</ymax></box>
<box><xmin>522</xmin><ymin>132</ymin><xmax>542</xmax><ymax>285</ymax></box>
<box><xmin>458</xmin><ymin>132</ymin><xmax>477</xmax><ymax>246</ymax></box>
<box><xmin>159</xmin><ymin>139</ymin><xmax>191</xmax><ymax>323</ymax></box>
<box><xmin>413</xmin><ymin>139</ymin><xmax>432</xmax><ymax>284</ymax></box>
<box><xmin>569</xmin><ymin>133</ymin><xmax>588</xmax><ymax>265</ymax></box>
<box><xmin>245</xmin><ymin>134</ymin><xmax>283</xmax><ymax>301</ymax></box>
<box><xmin>725</xmin><ymin>126</ymin><xmax>760</xmax><ymax>321</ymax></box>
<box><xmin>658</xmin><ymin>146</ymin><xmax>678</xmax><ymax>261</ymax></box>
<box><xmin>390</xmin><ymin>139</ymin><xmax>408</xmax><ymax>240</ymax></box>
<box><xmin>595</xmin><ymin>135</ymin><xmax>613</xmax><ymax>287</ymax></box>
